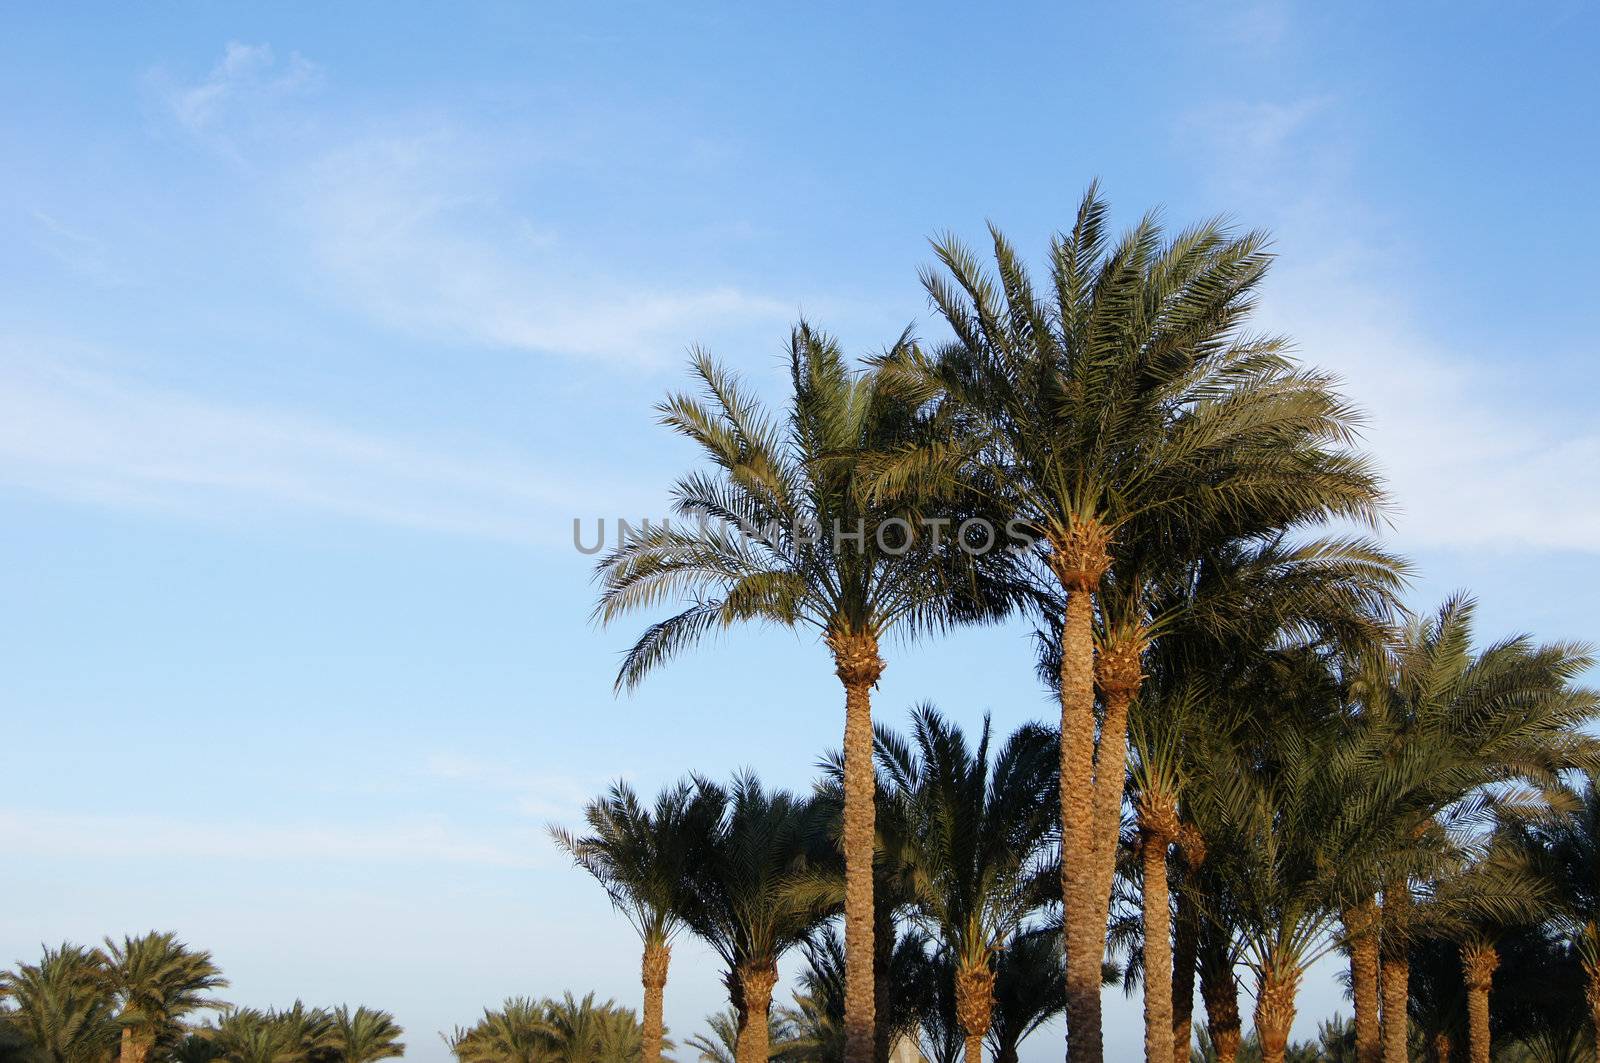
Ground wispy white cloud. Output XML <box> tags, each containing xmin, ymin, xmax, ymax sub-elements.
<box><xmin>149</xmin><ymin>44</ymin><xmax>789</xmax><ymax>364</ymax></box>
<box><xmin>422</xmin><ymin>754</ymin><xmax>613</xmax><ymax>824</ymax></box>
<box><xmin>155</xmin><ymin>41</ymin><xmax>322</xmax><ymax>131</ymax></box>
<box><xmin>0</xmin><ymin>353</ymin><xmax>631</xmax><ymax>544</ymax></box>
<box><xmin>0</xmin><ymin>807</ymin><xmax>539</xmax><ymax>867</ymax></box>
<box><xmin>1182</xmin><ymin>96</ymin><xmax>1600</xmax><ymax>554</ymax></box>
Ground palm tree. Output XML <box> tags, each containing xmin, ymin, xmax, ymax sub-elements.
<box><xmin>552</xmin><ymin>780</ymin><xmax>719</xmax><ymax>1063</ymax></box>
<box><xmin>687</xmin><ymin>1008</ymin><xmax>795</xmax><ymax>1063</ymax></box>
<box><xmin>0</xmin><ymin>945</ymin><xmax>117</xmax><ymax>1063</ymax></box>
<box><xmin>1521</xmin><ymin>770</ymin><xmax>1600</xmax><ymax>1053</ymax></box>
<box><xmin>206</xmin><ymin>1008</ymin><xmax>327</xmax><ymax>1063</ymax></box>
<box><xmin>446</xmin><ymin>999</ymin><xmax>550</xmax><ymax>1063</ymax></box>
<box><xmin>985</xmin><ymin>930</ymin><xmax>1065</xmax><ymax>1063</ymax></box>
<box><xmin>596</xmin><ymin>327</ymin><xmax>1015</xmax><ymax>1063</ymax></box>
<box><xmin>877</xmin><ymin>707</ymin><xmax>1057</xmax><ymax>1063</ymax></box>
<box><xmin>680</xmin><ymin>774</ymin><xmax>832</xmax><ymax>1063</ymax></box>
<box><xmin>1350</xmin><ymin>597</ymin><xmax>1598</xmax><ymax>1063</ymax></box>
<box><xmin>99</xmin><ymin>933</ymin><xmax>228</xmax><ymax>1063</ymax></box>
<box><xmin>327</xmin><ymin>1008</ymin><xmax>402</xmax><ymax>1063</ymax></box>
<box><xmin>878</xmin><ymin>186</ymin><xmax>1387</xmax><ymax>1063</ymax></box>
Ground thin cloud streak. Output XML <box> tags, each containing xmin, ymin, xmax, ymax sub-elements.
<box><xmin>0</xmin><ymin>355</ymin><xmax>633</xmax><ymax>544</ymax></box>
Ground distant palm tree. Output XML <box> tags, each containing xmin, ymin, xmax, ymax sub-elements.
<box><xmin>597</xmin><ymin>327</ymin><xmax>1013</xmax><ymax>1063</ymax></box>
<box><xmin>0</xmin><ymin>945</ymin><xmax>117</xmax><ymax>1063</ymax></box>
<box><xmin>881</xmin><ymin>185</ymin><xmax>1388</xmax><ymax>1063</ymax></box>
<box><xmin>207</xmin><ymin>1008</ymin><xmax>325</xmax><ymax>1063</ymax></box>
<box><xmin>1522</xmin><ymin>770</ymin><xmax>1600</xmax><ymax>1054</ymax></box>
<box><xmin>446</xmin><ymin>999</ymin><xmax>549</xmax><ymax>1063</ymax></box>
<box><xmin>327</xmin><ymin>1007</ymin><xmax>402</xmax><ymax>1063</ymax></box>
<box><xmin>985</xmin><ymin>930</ymin><xmax>1065</xmax><ymax>1063</ymax></box>
<box><xmin>687</xmin><ymin>1008</ymin><xmax>793</xmax><ymax>1063</ymax></box>
<box><xmin>551</xmin><ymin>780</ymin><xmax>719</xmax><ymax>1063</ymax></box>
<box><xmin>680</xmin><ymin>775</ymin><xmax>832</xmax><ymax>1063</ymax></box>
<box><xmin>99</xmin><ymin>932</ymin><xmax>228</xmax><ymax>1063</ymax></box>
<box><xmin>878</xmin><ymin>707</ymin><xmax>1057</xmax><ymax>1063</ymax></box>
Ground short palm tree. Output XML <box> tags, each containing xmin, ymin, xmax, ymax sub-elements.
<box><xmin>327</xmin><ymin>1008</ymin><xmax>402</xmax><ymax>1063</ymax></box>
<box><xmin>0</xmin><ymin>945</ymin><xmax>117</xmax><ymax>1063</ymax></box>
<box><xmin>681</xmin><ymin>774</ymin><xmax>832</xmax><ymax>1063</ymax></box>
<box><xmin>985</xmin><ymin>929</ymin><xmax>1065</xmax><ymax>1063</ymax></box>
<box><xmin>878</xmin><ymin>707</ymin><xmax>1057</xmax><ymax>1063</ymax></box>
<box><xmin>551</xmin><ymin>780</ymin><xmax>719</xmax><ymax>1063</ymax></box>
<box><xmin>1522</xmin><ymin>770</ymin><xmax>1600</xmax><ymax>1053</ymax></box>
<box><xmin>99</xmin><ymin>933</ymin><xmax>228</xmax><ymax>1063</ymax></box>
<box><xmin>879</xmin><ymin>186</ymin><xmax>1387</xmax><ymax>1063</ymax></box>
<box><xmin>446</xmin><ymin>999</ymin><xmax>549</xmax><ymax>1063</ymax></box>
<box><xmin>687</xmin><ymin>1008</ymin><xmax>795</xmax><ymax>1063</ymax></box>
<box><xmin>207</xmin><ymin>1008</ymin><xmax>326</xmax><ymax>1063</ymax></box>
<box><xmin>597</xmin><ymin>326</ymin><xmax>1013</xmax><ymax>1063</ymax></box>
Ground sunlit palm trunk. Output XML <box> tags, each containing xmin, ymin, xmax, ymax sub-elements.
<box><xmin>1056</xmin><ymin>586</ymin><xmax>1101</xmax><ymax>1063</ymax></box>
<box><xmin>1343</xmin><ymin>899</ymin><xmax>1381</xmax><ymax>1063</ymax></box>
<box><xmin>1138</xmin><ymin>796</ymin><xmax>1176</xmax><ymax>1063</ymax></box>
<box><xmin>832</xmin><ymin>631</ymin><xmax>884</xmax><ymax>1063</ymax></box>
<box><xmin>1198</xmin><ymin>923</ymin><xmax>1241</xmax><ymax>1063</ymax></box>
<box><xmin>1380</xmin><ymin>885</ymin><xmax>1410</xmax><ymax>1063</ymax></box>
<box><xmin>119</xmin><ymin>1028</ymin><xmax>151</xmax><ymax>1063</ymax></box>
<box><xmin>1430</xmin><ymin>1031</ymin><xmax>1452</xmax><ymax>1062</ymax></box>
<box><xmin>1252</xmin><ymin>960</ymin><xmax>1300</xmax><ymax>1063</ymax></box>
<box><xmin>954</xmin><ymin>961</ymin><xmax>995</xmax><ymax>1063</ymax></box>
<box><xmin>640</xmin><ymin>940</ymin><xmax>670</xmax><ymax>1063</ymax></box>
<box><xmin>1170</xmin><ymin>882</ymin><xmax>1198</xmax><ymax>1063</ymax></box>
<box><xmin>1460</xmin><ymin>942</ymin><xmax>1496</xmax><ymax>1063</ymax></box>
<box><xmin>736</xmin><ymin>962</ymin><xmax>779</xmax><ymax>1063</ymax></box>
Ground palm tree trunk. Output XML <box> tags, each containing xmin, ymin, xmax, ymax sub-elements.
<box><xmin>640</xmin><ymin>940</ymin><xmax>671</xmax><ymax>1063</ymax></box>
<box><xmin>1137</xmin><ymin>798</ymin><xmax>1176</xmax><ymax>1063</ymax></box>
<box><xmin>736</xmin><ymin>961</ymin><xmax>779</xmax><ymax>1063</ymax></box>
<box><xmin>1198</xmin><ymin>922</ymin><xmax>1241</xmax><ymax>1063</ymax></box>
<box><xmin>1343</xmin><ymin>899</ymin><xmax>1381</xmax><ymax>1063</ymax></box>
<box><xmin>1057</xmin><ymin>584</ymin><xmax>1102</xmax><ymax>1063</ymax></box>
<box><xmin>1380</xmin><ymin>885</ymin><xmax>1410</xmax><ymax>1063</ymax></box>
<box><xmin>873</xmin><ymin>896</ymin><xmax>894</xmax><ymax>1063</ymax></box>
<box><xmin>1252</xmin><ymin>960</ymin><xmax>1301</xmax><ymax>1063</ymax></box>
<box><xmin>1585</xmin><ymin>955</ymin><xmax>1600</xmax><ymax>1062</ymax></box>
<box><xmin>1430</xmin><ymin>1030</ymin><xmax>1451</xmax><ymax>1063</ymax></box>
<box><xmin>1171</xmin><ymin>883</ymin><xmax>1198</xmax><ymax>1063</ymax></box>
<box><xmin>832</xmin><ymin>630</ymin><xmax>884</xmax><ymax>1063</ymax></box>
<box><xmin>119</xmin><ymin>1026</ymin><xmax>136</xmax><ymax>1063</ymax></box>
<box><xmin>953</xmin><ymin>959</ymin><xmax>996</xmax><ymax>1063</ymax></box>
<box><xmin>1460</xmin><ymin>941</ymin><xmax>1497</xmax><ymax>1063</ymax></box>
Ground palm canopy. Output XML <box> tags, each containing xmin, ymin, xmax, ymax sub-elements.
<box><xmin>876</xmin><ymin>707</ymin><xmax>1057</xmax><ymax>974</ymax></box>
<box><xmin>0</xmin><ymin>945</ymin><xmax>118</xmax><ymax>1063</ymax></box>
<box><xmin>594</xmin><ymin>323</ymin><xmax>1017</xmax><ymax>689</ymax></box>
<box><xmin>680</xmin><ymin>773</ymin><xmax>833</xmax><ymax>980</ymax></box>
<box><xmin>100</xmin><ymin>932</ymin><xmax>228</xmax><ymax>1057</ymax></box>
<box><xmin>328</xmin><ymin>1007</ymin><xmax>403</xmax><ymax>1063</ymax></box>
<box><xmin>550</xmin><ymin>780</ymin><xmax>722</xmax><ymax>948</ymax></box>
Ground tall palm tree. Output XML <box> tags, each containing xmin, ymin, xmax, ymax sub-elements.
<box><xmin>879</xmin><ymin>186</ymin><xmax>1387</xmax><ymax>1062</ymax></box>
<box><xmin>680</xmin><ymin>774</ymin><xmax>832</xmax><ymax>1063</ymax></box>
<box><xmin>99</xmin><ymin>933</ymin><xmax>228</xmax><ymax>1063</ymax></box>
<box><xmin>1521</xmin><ymin>770</ymin><xmax>1600</xmax><ymax>1053</ymax></box>
<box><xmin>877</xmin><ymin>707</ymin><xmax>1057</xmax><ymax>1063</ymax></box>
<box><xmin>1350</xmin><ymin>597</ymin><xmax>1598</xmax><ymax>1063</ymax></box>
<box><xmin>327</xmin><ymin>1008</ymin><xmax>402</xmax><ymax>1063</ymax></box>
<box><xmin>552</xmin><ymin>780</ymin><xmax>719</xmax><ymax>1063</ymax></box>
<box><xmin>0</xmin><ymin>945</ymin><xmax>117</xmax><ymax>1063</ymax></box>
<box><xmin>596</xmin><ymin>327</ymin><xmax>1014</xmax><ymax>1063</ymax></box>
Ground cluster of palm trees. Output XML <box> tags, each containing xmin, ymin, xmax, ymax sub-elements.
<box><xmin>574</xmin><ymin>187</ymin><xmax>1600</xmax><ymax>1063</ymax></box>
<box><xmin>0</xmin><ymin>933</ymin><xmax>403</xmax><ymax>1063</ymax></box>
<box><xmin>448</xmin><ymin>994</ymin><xmax>655</xmax><ymax>1063</ymax></box>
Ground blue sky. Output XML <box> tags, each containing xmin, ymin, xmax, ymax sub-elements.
<box><xmin>2</xmin><ymin>2</ymin><xmax>1597</xmax><ymax>1059</ymax></box>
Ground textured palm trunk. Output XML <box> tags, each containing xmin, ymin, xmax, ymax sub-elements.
<box><xmin>1460</xmin><ymin>941</ymin><xmax>1497</xmax><ymax>1063</ymax></box>
<box><xmin>640</xmin><ymin>940</ymin><xmax>671</xmax><ymax>1063</ymax></box>
<box><xmin>1170</xmin><ymin>882</ymin><xmax>1198</xmax><ymax>1063</ymax></box>
<box><xmin>954</xmin><ymin>959</ymin><xmax>996</xmax><ymax>1063</ymax></box>
<box><xmin>873</xmin><ymin>913</ymin><xmax>893</xmax><ymax>1063</ymax></box>
<box><xmin>1380</xmin><ymin>885</ymin><xmax>1411</xmax><ymax>1063</ymax></box>
<box><xmin>120</xmin><ymin>1028</ymin><xmax>152</xmax><ymax>1063</ymax></box>
<box><xmin>1430</xmin><ymin>1030</ymin><xmax>1451</xmax><ymax>1063</ymax></box>
<box><xmin>1252</xmin><ymin>960</ymin><xmax>1301</xmax><ymax>1063</ymax></box>
<box><xmin>1137</xmin><ymin>795</ymin><xmax>1176</xmax><ymax>1063</ymax></box>
<box><xmin>1198</xmin><ymin>923</ymin><xmax>1241</xmax><ymax>1063</ymax></box>
<box><xmin>736</xmin><ymin>961</ymin><xmax>780</xmax><ymax>1063</ymax></box>
<box><xmin>1585</xmin><ymin>956</ymin><xmax>1600</xmax><ymax>1061</ymax></box>
<box><xmin>1343</xmin><ymin>899</ymin><xmax>1381</xmax><ymax>1063</ymax></box>
<box><xmin>832</xmin><ymin>630</ymin><xmax>884</xmax><ymax>1063</ymax></box>
<box><xmin>1057</xmin><ymin>586</ymin><xmax>1102</xmax><ymax>1063</ymax></box>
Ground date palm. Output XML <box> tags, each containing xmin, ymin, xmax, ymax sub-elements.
<box><xmin>327</xmin><ymin>1008</ymin><xmax>402</xmax><ymax>1063</ymax></box>
<box><xmin>985</xmin><ymin>929</ymin><xmax>1065</xmax><ymax>1063</ymax></box>
<box><xmin>1520</xmin><ymin>770</ymin><xmax>1600</xmax><ymax>1053</ymax></box>
<box><xmin>99</xmin><ymin>933</ymin><xmax>227</xmax><ymax>1063</ymax></box>
<box><xmin>551</xmin><ymin>780</ymin><xmax>719</xmax><ymax>1063</ymax></box>
<box><xmin>680</xmin><ymin>774</ymin><xmax>833</xmax><ymax>1063</ymax></box>
<box><xmin>877</xmin><ymin>186</ymin><xmax>1387</xmax><ymax>1062</ymax></box>
<box><xmin>877</xmin><ymin>707</ymin><xmax>1057</xmax><ymax>1063</ymax></box>
<box><xmin>0</xmin><ymin>945</ymin><xmax>117</xmax><ymax>1063</ymax></box>
<box><xmin>597</xmin><ymin>326</ymin><xmax>1014</xmax><ymax>1063</ymax></box>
